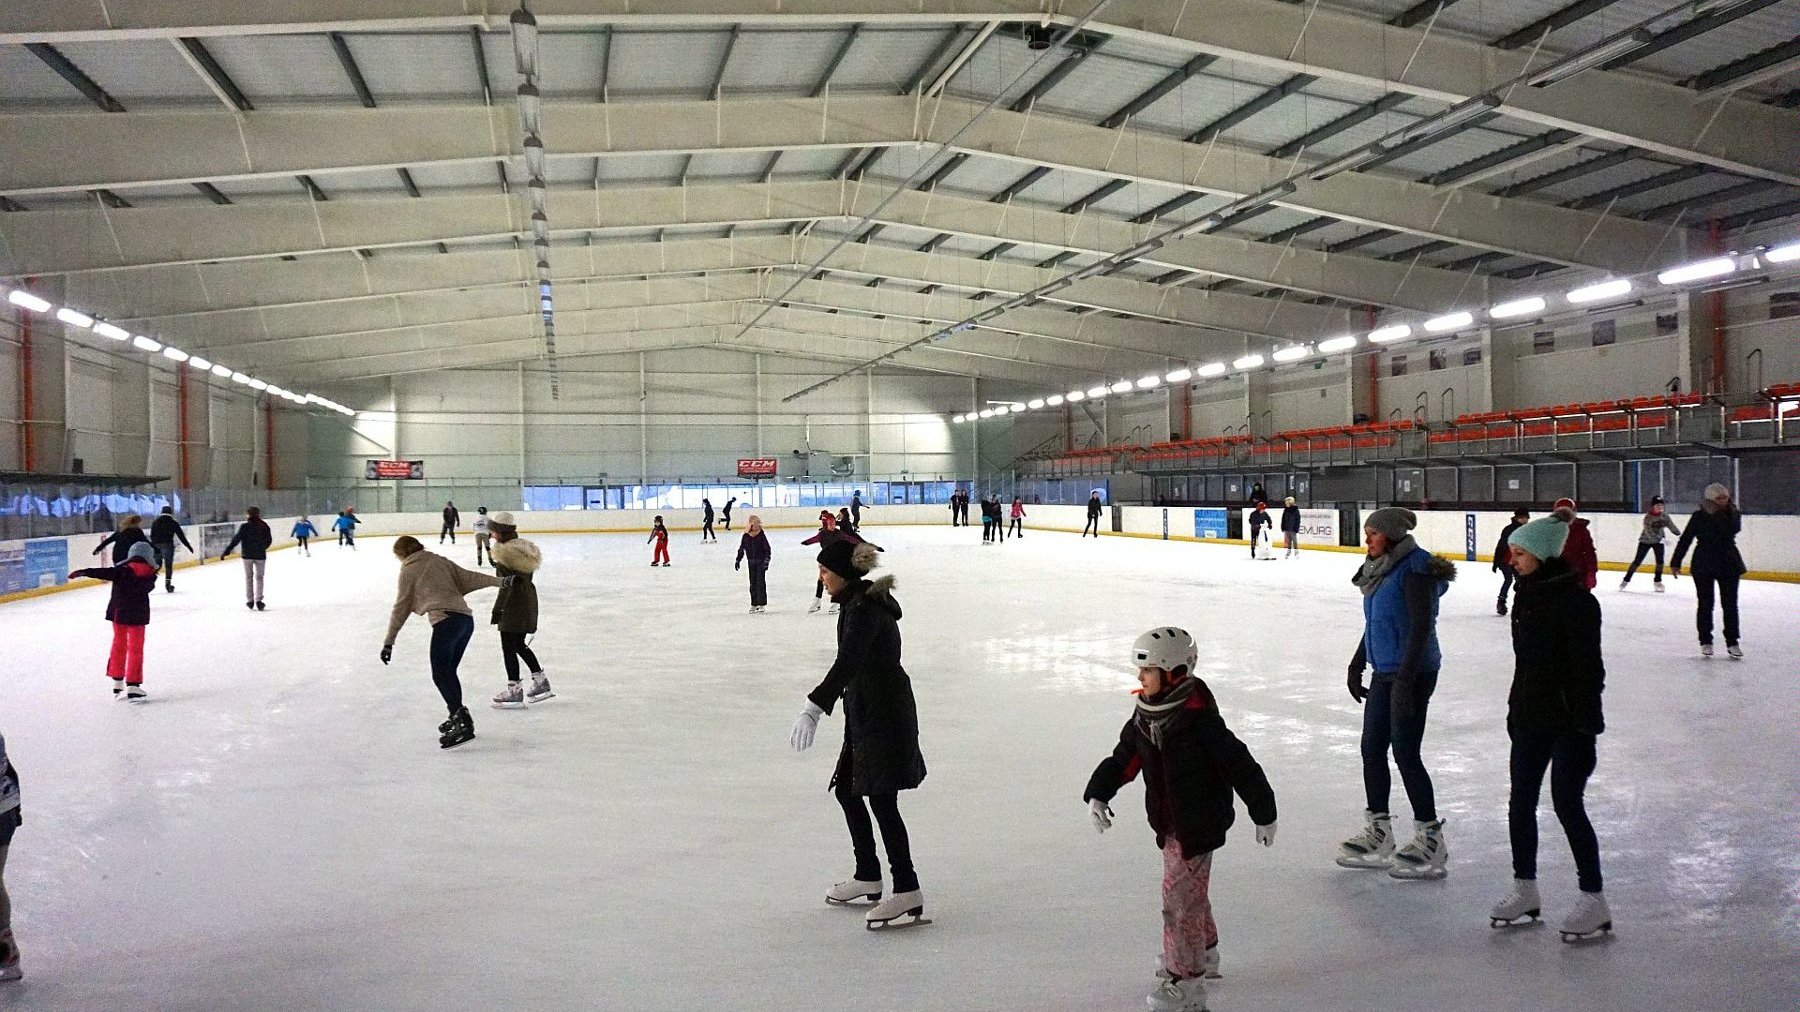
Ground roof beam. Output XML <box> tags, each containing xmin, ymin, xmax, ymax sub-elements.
<box><xmin>327</xmin><ymin>32</ymin><xmax>378</xmax><ymax>108</ymax></box>
<box><xmin>1687</xmin><ymin>38</ymin><xmax>1800</xmax><ymax>100</ymax></box>
<box><xmin>25</xmin><ymin>43</ymin><xmax>125</xmax><ymax>111</ymax></box>
<box><xmin>173</xmin><ymin>37</ymin><xmax>253</xmax><ymax>112</ymax></box>
<box><xmin>1493</xmin><ymin>0</ymin><xmax>1623</xmax><ymax>51</ymax></box>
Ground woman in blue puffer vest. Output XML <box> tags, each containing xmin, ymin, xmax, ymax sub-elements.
<box><xmin>1336</xmin><ymin>507</ymin><xmax>1457</xmax><ymax>881</ymax></box>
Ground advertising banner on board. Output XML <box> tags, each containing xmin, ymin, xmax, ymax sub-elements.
<box><xmin>198</xmin><ymin>523</ymin><xmax>238</xmax><ymax>561</ymax></box>
<box><xmin>1240</xmin><ymin>507</ymin><xmax>1338</xmax><ymax>546</ymax></box>
<box><xmin>736</xmin><ymin>458</ymin><xmax>778</xmax><ymax>478</ymax></box>
<box><xmin>23</xmin><ymin>539</ymin><xmax>67</xmax><ymax>590</ymax></box>
<box><xmin>365</xmin><ymin>459</ymin><xmax>425</xmax><ymax>480</ymax></box>
<box><xmin>0</xmin><ymin>542</ymin><xmax>23</xmax><ymax>595</ymax></box>
<box><xmin>1193</xmin><ymin>508</ymin><xmax>1229</xmax><ymax>539</ymax></box>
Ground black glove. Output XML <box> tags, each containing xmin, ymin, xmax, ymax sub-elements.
<box><xmin>1346</xmin><ymin>667</ymin><xmax>1367</xmax><ymax>704</ymax></box>
<box><xmin>379</xmin><ymin>644</ymin><xmax>392</xmax><ymax>665</ymax></box>
<box><xmin>735</xmin><ymin>560</ymin><xmax>741</xmax><ymax>571</ymax></box>
<box><xmin>1392</xmin><ymin>679</ymin><xmax>1419</xmax><ymax>721</ymax></box>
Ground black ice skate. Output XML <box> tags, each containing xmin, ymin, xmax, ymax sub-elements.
<box><xmin>439</xmin><ymin>707</ymin><xmax>475</xmax><ymax>749</ymax></box>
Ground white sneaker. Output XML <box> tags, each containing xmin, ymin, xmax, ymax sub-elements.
<box><xmin>492</xmin><ymin>681</ymin><xmax>525</xmax><ymax>708</ymax></box>
<box><xmin>1489</xmin><ymin>879</ymin><xmax>1542</xmax><ymax>927</ymax></box>
<box><xmin>1336</xmin><ymin>810</ymin><xmax>1395</xmax><ymax>869</ymax></box>
<box><xmin>526</xmin><ymin>672</ymin><xmax>554</xmax><ymax>702</ymax></box>
<box><xmin>1389</xmin><ymin>819</ymin><xmax>1448</xmax><ymax>879</ymax></box>
<box><xmin>825</xmin><ymin>878</ymin><xmax>881</xmax><ymax>905</ymax></box>
<box><xmin>808</xmin><ymin>599</ymin><xmax>821</xmax><ymax>614</ymax></box>
<box><xmin>1145</xmin><ymin>975</ymin><xmax>1208</xmax><ymax>1011</ymax></box>
<box><xmin>1559</xmin><ymin>891</ymin><xmax>1612</xmax><ymax>942</ymax></box>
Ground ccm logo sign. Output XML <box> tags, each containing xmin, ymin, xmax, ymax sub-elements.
<box><xmin>737</xmin><ymin>458</ymin><xmax>778</xmax><ymax>478</ymax></box>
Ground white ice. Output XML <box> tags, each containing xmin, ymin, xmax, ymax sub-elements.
<box><xmin>1</xmin><ymin>524</ymin><xmax>1796</xmax><ymax>1011</ymax></box>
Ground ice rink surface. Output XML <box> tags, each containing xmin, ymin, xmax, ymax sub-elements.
<box><xmin>1</xmin><ymin>522</ymin><xmax>1796</xmax><ymax>1011</ymax></box>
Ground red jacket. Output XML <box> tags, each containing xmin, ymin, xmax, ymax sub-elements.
<box><xmin>648</xmin><ymin>526</ymin><xmax>668</xmax><ymax>546</ymax></box>
<box><xmin>1560</xmin><ymin>517</ymin><xmax>1598</xmax><ymax>589</ymax></box>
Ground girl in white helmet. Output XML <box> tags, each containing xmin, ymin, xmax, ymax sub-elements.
<box><xmin>1083</xmin><ymin>627</ymin><xmax>1278</xmax><ymax>1012</ymax></box>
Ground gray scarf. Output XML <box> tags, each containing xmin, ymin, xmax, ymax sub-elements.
<box><xmin>1352</xmin><ymin>535</ymin><xmax>1417</xmax><ymax>597</ymax></box>
<box><xmin>1134</xmin><ymin>677</ymin><xmax>1198</xmax><ymax>749</ymax></box>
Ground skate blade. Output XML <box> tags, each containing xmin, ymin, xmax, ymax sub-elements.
<box><xmin>825</xmin><ymin>894</ymin><xmax>880</xmax><ymax>907</ymax></box>
<box><xmin>1489</xmin><ymin>913</ymin><xmax>1541</xmax><ymax>929</ymax></box>
<box><xmin>439</xmin><ymin>734</ymin><xmax>476</xmax><ymax>749</ymax></box>
<box><xmin>1335</xmin><ymin>855</ymin><xmax>1394</xmax><ymax>870</ymax></box>
<box><xmin>491</xmin><ymin>701</ymin><xmax>527</xmax><ymax>710</ymax></box>
<box><xmin>865</xmin><ymin>913</ymin><xmax>931</xmax><ymax>931</ymax></box>
<box><xmin>526</xmin><ymin>693</ymin><xmax>556</xmax><ymax>703</ymax></box>
<box><xmin>1388</xmin><ymin>867</ymin><xmax>1448</xmax><ymax>880</ymax></box>
<box><xmin>1560</xmin><ymin>923</ymin><xmax>1612</xmax><ymax>944</ymax></box>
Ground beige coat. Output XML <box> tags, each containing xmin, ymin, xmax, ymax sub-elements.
<box><xmin>385</xmin><ymin>550</ymin><xmax>504</xmax><ymax>646</ymax></box>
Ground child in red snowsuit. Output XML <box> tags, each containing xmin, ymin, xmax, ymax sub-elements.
<box><xmin>69</xmin><ymin>541</ymin><xmax>160</xmax><ymax>699</ymax></box>
<box><xmin>647</xmin><ymin>516</ymin><xmax>670</xmax><ymax>567</ymax></box>
<box><xmin>1552</xmin><ymin>497</ymin><xmax>1598</xmax><ymax>589</ymax></box>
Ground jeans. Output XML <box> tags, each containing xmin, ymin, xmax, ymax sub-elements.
<box><xmin>429</xmin><ymin>613</ymin><xmax>475</xmax><ymax>713</ymax></box>
<box><xmin>1361</xmin><ymin>671</ymin><xmax>1438</xmax><ymax>822</ymax></box>
<box><xmin>499</xmin><ymin>631</ymin><xmax>541</xmax><ymax>682</ymax></box>
<box><xmin>1508</xmin><ymin>728</ymin><xmax>1602</xmax><ymax>893</ymax></box>
<box><xmin>836</xmin><ymin>784</ymin><xmax>917</xmax><ymax>892</ymax></box>
<box><xmin>747</xmin><ymin>562</ymin><xmax>768</xmax><ymax>606</ymax></box>
<box><xmin>1624</xmin><ymin>543</ymin><xmax>1665</xmax><ymax>582</ymax></box>
<box><xmin>1692</xmin><ymin>572</ymin><xmax>1740</xmax><ymax>645</ymax></box>
<box><xmin>242</xmin><ymin>559</ymin><xmax>265</xmax><ymax>603</ymax></box>
<box><xmin>1496</xmin><ymin>567</ymin><xmax>1515</xmax><ymax>602</ymax></box>
<box><xmin>151</xmin><ymin>541</ymin><xmax>177</xmax><ymax>587</ymax></box>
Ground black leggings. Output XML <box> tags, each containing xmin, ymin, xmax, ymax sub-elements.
<box><xmin>747</xmin><ymin>563</ymin><xmax>768</xmax><ymax>606</ymax></box>
<box><xmin>296</xmin><ymin>535</ymin><xmax>309</xmax><ymax>552</ymax></box>
<box><xmin>836</xmin><ymin>784</ymin><xmax>918</xmax><ymax>892</ymax></box>
<box><xmin>500</xmin><ymin>631</ymin><xmax>541</xmax><ymax>682</ymax></box>
<box><xmin>1624</xmin><ymin>543</ymin><xmax>1665</xmax><ymax>581</ymax></box>
<box><xmin>1008</xmin><ymin>517</ymin><xmax>1023</xmax><ymax>537</ymax></box>
<box><xmin>440</xmin><ymin>522</ymin><xmax>456</xmax><ymax>543</ymax></box>
<box><xmin>1692</xmin><ymin>572</ymin><xmax>1741</xmax><ymax>646</ymax></box>
<box><xmin>1083</xmin><ymin>516</ymin><xmax>1100</xmax><ymax>537</ymax></box>
<box><xmin>815</xmin><ymin>578</ymin><xmax>825</xmax><ymax>600</ymax></box>
<box><xmin>429</xmin><ymin>613</ymin><xmax>474</xmax><ymax>714</ymax></box>
<box><xmin>703</xmin><ymin>519</ymin><xmax>715</xmax><ymax>541</ymax></box>
<box><xmin>1361</xmin><ymin>672</ymin><xmax>1438</xmax><ymax>822</ymax></box>
<box><xmin>1509</xmin><ymin>728</ymin><xmax>1602</xmax><ymax>893</ymax></box>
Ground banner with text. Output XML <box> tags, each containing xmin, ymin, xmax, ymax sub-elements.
<box><xmin>1240</xmin><ymin>507</ymin><xmax>1339</xmax><ymax>546</ymax></box>
<box><xmin>736</xmin><ymin>458</ymin><xmax>778</xmax><ymax>478</ymax></box>
<box><xmin>365</xmin><ymin>459</ymin><xmax>425</xmax><ymax>480</ymax></box>
<box><xmin>1192</xmin><ymin>508</ymin><xmax>1228</xmax><ymax>539</ymax></box>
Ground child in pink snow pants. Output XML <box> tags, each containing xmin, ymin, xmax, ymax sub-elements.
<box><xmin>69</xmin><ymin>541</ymin><xmax>160</xmax><ymax>699</ymax></box>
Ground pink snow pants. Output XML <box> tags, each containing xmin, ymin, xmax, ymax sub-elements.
<box><xmin>1161</xmin><ymin>838</ymin><xmax>1218</xmax><ymax>979</ymax></box>
<box><xmin>107</xmin><ymin>622</ymin><xmax>146</xmax><ymax>685</ymax></box>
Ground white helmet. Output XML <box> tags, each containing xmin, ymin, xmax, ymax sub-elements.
<box><xmin>1132</xmin><ymin>627</ymin><xmax>1197</xmax><ymax>676</ymax></box>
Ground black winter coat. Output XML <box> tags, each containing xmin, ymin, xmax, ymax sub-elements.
<box><xmin>1086</xmin><ymin>497</ymin><xmax>1103</xmax><ymax>518</ymax></box>
<box><xmin>1280</xmin><ymin>505</ymin><xmax>1301</xmax><ymax>534</ymax></box>
<box><xmin>148</xmin><ymin>514</ymin><xmax>192</xmax><ymax>551</ymax></box>
<box><xmin>807</xmin><ymin>575</ymin><xmax>926</xmax><ymax>796</ymax></box>
<box><xmin>735</xmin><ymin>531</ymin><xmax>771</xmax><ymax>567</ymax></box>
<box><xmin>1248</xmin><ymin>509</ymin><xmax>1273</xmax><ymax>533</ymax></box>
<box><xmin>1507</xmin><ymin>557</ymin><xmax>1605</xmax><ymax>736</ymax></box>
<box><xmin>1085</xmin><ymin>680</ymin><xmax>1277</xmax><ymax>859</ymax></box>
<box><xmin>74</xmin><ymin>558</ymin><xmax>159</xmax><ymax>625</ymax></box>
<box><xmin>1671</xmin><ymin>505</ymin><xmax>1745</xmax><ymax>578</ymax></box>
<box><xmin>1493</xmin><ymin>520</ymin><xmax>1524</xmax><ymax>571</ymax></box>
<box><xmin>223</xmin><ymin>518</ymin><xmax>273</xmax><ymax>560</ymax></box>
<box><xmin>94</xmin><ymin>526</ymin><xmax>148</xmax><ymax>564</ymax></box>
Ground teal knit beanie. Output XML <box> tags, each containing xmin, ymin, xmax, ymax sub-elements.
<box><xmin>1507</xmin><ymin>516</ymin><xmax>1569</xmax><ymax>563</ymax></box>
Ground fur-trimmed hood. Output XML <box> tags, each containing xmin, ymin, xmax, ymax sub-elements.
<box><xmin>491</xmin><ymin>538</ymin><xmax>541</xmax><ymax>575</ymax></box>
<box><xmin>1425</xmin><ymin>555</ymin><xmax>1458</xmax><ymax>582</ymax></box>
<box><xmin>858</xmin><ymin>572</ymin><xmax>901</xmax><ymax>620</ymax></box>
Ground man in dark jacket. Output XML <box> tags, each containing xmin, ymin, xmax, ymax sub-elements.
<box><xmin>789</xmin><ymin>538</ymin><xmax>928</xmax><ymax>929</ymax></box>
<box><xmin>1083</xmin><ymin>491</ymin><xmax>1104</xmax><ymax>538</ymax></box>
<box><xmin>1490</xmin><ymin>517</ymin><xmax>1610</xmax><ymax>938</ymax></box>
<box><xmin>148</xmin><ymin>505</ymin><xmax>194</xmax><ymax>593</ymax></box>
<box><xmin>1671</xmin><ymin>483</ymin><xmax>1748</xmax><ymax>659</ymax></box>
<box><xmin>221</xmin><ymin>507</ymin><xmax>273</xmax><ymax>610</ymax></box>
<box><xmin>440</xmin><ymin>502</ymin><xmax>460</xmax><ymax>545</ymax></box>
<box><xmin>1492</xmin><ymin>509</ymin><xmax>1529</xmax><ymax>616</ymax></box>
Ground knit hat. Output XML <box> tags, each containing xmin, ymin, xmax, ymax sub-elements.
<box><xmin>1703</xmin><ymin>483</ymin><xmax>1730</xmax><ymax>502</ymax></box>
<box><xmin>488</xmin><ymin>511</ymin><xmax>516</xmax><ymax>527</ymax></box>
<box><xmin>126</xmin><ymin>542</ymin><xmax>158</xmax><ymax>565</ymax></box>
<box><xmin>1553</xmin><ymin>497</ymin><xmax>1577</xmax><ymax>512</ymax></box>
<box><xmin>1507</xmin><ymin>516</ymin><xmax>1569</xmax><ymax>562</ymax></box>
<box><xmin>817</xmin><ymin>539</ymin><xmax>880</xmax><ymax>581</ymax></box>
<box><xmin>1363</xmin><ymin>507</ymin><xmax>1417</xmax><ymax>541</ymax></box>
<box><xmin>1649</xmin><ymin>496</ymin><xmax>1664</xmax><ymax>507</ymax></box>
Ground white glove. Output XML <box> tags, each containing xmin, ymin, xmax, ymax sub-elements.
<box><xmin>1255</xmin><ymin>821</ymin><xmax>1277</xmax><ymax>847</ymax></box>
<box><xmin>790</xmin><ymin>702</ymin><xmax>824</xmax><ymax>752</ymax></box>
<box><xmin>1089</xmin><ymin>799</ymin><xmax>1114</xmax><ymax>833</ymax></box>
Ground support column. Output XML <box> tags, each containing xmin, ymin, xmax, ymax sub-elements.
<box><xmin>1673</xmin><ymin>292</ymin><xmax>1705</xmax><ymax>395</ymax></box>
<box><xmin>1479</xmin><ymin>325</ymin><xmax>1506</xmax><ymax>413</ymax></box>
<box><xmin>516</xmin><ymin>362</ymin><xmax>527</xmax><ymax>486</ymax></box>
<box><xmin>638</xmin><ymin>353</ymin><xmax>649</xmax><ymax>483</ymax></box>
<box><xmin>1245</xmin><ymin>372</ymin><xmax>1272</xmax><ymax>437</ymax></box>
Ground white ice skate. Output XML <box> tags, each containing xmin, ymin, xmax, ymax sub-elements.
<box><xmin>1559</xmin><ymin>891</ymin><xmax>1612</xmax><ymax>943</ymax></box>
<box><xmin>526</xmin><ymin>672</ymin><xmax>554</xmax><ymax>703</ymax></box>
<box><xmin>1388</xmin><ymin>819</ymin><xmax>1448</xmax><ymax>880</ymax></box>
<box><xmin>1488</xmin><ymin>879</ymin><xmax>1542</xmax><ymax>928</ymax></box>
<box><xmin>1727</xmin><ymin>644</ymin><xmax>1743</xmax><ymax>660</ymax></box>
<box><xmin>1701</xmin><ymin>643</ymin><xmax>1714</xmax><ymax>658</ymax></box>
<box><xmin>491</xmin><ymin>681</ymin><xmax>525</xmax><ymax>709</ymax></box>
<box><xmin>808</xmin><ymin>599</ymin><xmax>821</xmax><ymax>614</ymax></box>
<box><xmin>125</xmin><ymin>685</ymin><xmax>147</xmax><ymax>702</ymax></box>
<box><xmin>1146</xmin><ymin>975</ymin><xmax>1208</xmax><ymax>1011</ymax></box>
<box><xmin>1618</xmin><ymin>578</ymin><xmax>1629</xmax><ymax>590</ymax></box>
<box><xmin>1653</xmin><ymin>581</ymin><xmax>1665</xmax><ymax>593</ymax></box>
<box><xmin>864</xmin><ymin>889</ymin><xmax>929</xmax><ymax>930</ymax></box>
<box><xmin>1335</xmin><ymin>810</ymin><xmax>1395</xmax><ymax>869</ymax></box>
<box><xmin>827</xmin><ymin>602</ymin><xmax>840</xmax><ymax>615</ymax></box>
<box><xmin>1202</xmin><ymin>946</ymin><xmax>1221</xmax><ymax>980</ymax></box>
<box><xmin>825</xmin><ymin>878</ymin><xmax>882</xmax><ymax>906</ymax></box>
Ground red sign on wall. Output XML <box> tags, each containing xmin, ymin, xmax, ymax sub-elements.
<box><xmin>736</xmin><ymin>458</ymin><xmax>778</xmax><ymax>478</ymax></box>
<box><xmin>365</xmin><ymin>459</ymin><xmax>425</xmax><ymax>480</ymax></box>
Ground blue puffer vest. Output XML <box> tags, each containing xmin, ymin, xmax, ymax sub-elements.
<box><xmin>1361</xmin><ymin>545</ymin><xmax>1449</xmax><ymax>674</ymax></box>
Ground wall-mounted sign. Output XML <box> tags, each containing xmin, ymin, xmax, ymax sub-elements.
<box><xmin>366</xmin><ymin>459</ymin><xmax>425</xmax><ymax>480</ymax></box>
<box><xmin>736</xmin><ymin>458</ymin><xmax>778</xmax><ymax>478</ymax></box>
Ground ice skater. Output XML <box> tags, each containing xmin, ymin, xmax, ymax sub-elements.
<box><xmin>68</xmin><ymin>541</ymin><xmax>159</xmax><ymax>700</ymax></box>
<box><xmin>850</xmin><ymin>490</ymin><xmax>865</xmax><ymax>528</ymax></box>
<box><xmin>802</xmin><ymin>512</ymin><xmax>845</xmax><ymax>613</ymax></box>
<box><xmin>291</xmin><ymin>516</ymin><xmax>318</xmax><ymax>557</ymax></box>
<box><xmin>1620</xmin><ymin>496</ymin><xmax>1680</xmax><ymax>592</ymax></box>
<box><xmin>1671</xmin><ymin>483</ymin><xmax>1747</xmax><ymax>659</ymax></box>
<box><xmin>1492</xmin><ymin>509</ymin><xmax>1529</xmax><ymax>616</ymax></box>
<box><xmin>1084</xmin><ymin>491</ymin><xmax>1103</xmax><ymax>538</ymax></box>
<box><xmin>701</xmin><ymin>498</ymin><xmax>718</xmax><ymax>543</ymax></box>
<box><xmin>380</xmin><ymin>536</ymin><xmax>504</xmax><ymax>749</ymax></box>
<box><xmin>1279</xmin><ymin>496</ymin><xmax>1301</xmax><ymax>557</ymax></box>
<box><xmin>333</xmin><ymin>510</ymin><xmax>359</xmax><ymax>549</ymax></box>
<box><xmin>1008</xmin><ymin>496</ymin><xmax>1027</xmax><ymax>539</ymax></box>
<box><xmin>220</xmin><ymin>507</ymin><xmax>273</xmax><ymax>611</ymax></box>
<box><xmin>487</xmin><ymin>512</ymin><xmax>551</xmax><ymax>709</ymax></box>
<box><xmin>472</xmin><ymin>506</ymin><xmax>492</xmax><ymax>566</ymax></box>
<box><xmin>789</xmin><ymin>538</ymin><xmax>928</xmax><ymax>930</ymax></box>
<box><xmin>93</xmin><ymin>513</ymin><xmax>148</xmax><ymax>564</ymax></box>
<box><xmin>722</xmin><ymin>496</ymin><xmax>737</xmax><ymax>531</ymax></box>
<box><xmin>1551</xmin><ymin>498</ymin><xmax>1597</xmax><ymax>590</ymax></box>
<box><xmin>735</xmin><ymin>514</ymin><xmax>772</xmax><ymax>613</ymax></box>
<box><xmin>1487</xmin><ymin>517</ymin><xmax>1612</xmax><ymax>943</ymax></box>
<box><xmin>1339</xmin><ymin>507</ymin><xmax>1455</xmax><ymax>880</ymax></box>
<box><xmin>648</xmin><ymin>515</ymin><xmax>671</xmax><ymax>567</ymax></box>
<box><xmin>440</xmin><ymin>501</ymin><xmax>460</xmax><ymax>545</ymax></box>
<box><xmin>148</xmin><ymin>506</ymin><xmax>193</xmax><ymax>591</ymax></box>
<box><xmin>0</xmin><ymin>729</ymin><xmax>20</xmax><ymax>983</ymax></box>
<box><xmin>1084</xmin><ymin>627</ymin><xmax>1277</xmax><ymax>1011</ymax></box>
<box><xmin>1247</xmin><ymin>502</ymin><xmax>1276</xmax><ymax>559</ymax></box>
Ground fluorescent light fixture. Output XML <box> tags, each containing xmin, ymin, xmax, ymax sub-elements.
<box><xmin>1318</xmin><ymin>335</ymin><xmax>1358</xmax><ymax>354</ymax></box>
<box><xmin>1424</xmin><ymin>311</ymin><xmax>1474</xmax><ymax>333</ymax></box>
<box><xmin>1527</xmin><ymin>30</ymin><xmax>1653</xmax><ymax>88</ymax></box>
<box><xmin>6</xmin><ymin>290</ymin><xmax>52</xmax><ymax>313</ymax></box>
<box><xmin>1109</xmin><ymin>380</ymin><xmax>1133</xmax><ymax>394</ymax></box>
<box><xmin>1394</xmin><ymin>96</ymin><xmax>1500</xmax><ymax>145</ymax></box>
<box><xmin>1027</xmin><ymin>398</ymin><xmax>1045</xmax><ymax>409</ymax></box>
<box><xmin>1220</xmin><ymin>182</ymin><xmax>1296</xmax><ymax>217</ymax></box>
<box><xmin>1489</xmin><ymin>296</ymin><xmax>1546</xmax><ymax>319</ymax></box>
<box><xmin>162</xmin><ymin>347</ymin><xmax>189</xmax><ymax>362</ymax></box>
<box><xmin>1087</xmin><ymin>385</ymin><xmax>1110</xmax><ymax>398</ymax></box>
<box><xmin>1171</xmin><ymin>215</ymin><xmax>1223</xmax><ymax>240</ymax></box>
<box><xmin>1118</xmin><ymin>239</ymin><xmax>1164</xmax><ymax>260</ymax></box>
<box><xmin>1233</xmin><ymin>354</ymin><xmax>1265</xmax><ymax>370</ymax></box>
<box><xmin>515</xmin><ymin>81</ymin><xmax>542</xmax><ymax>136</ymax></box>
<box><xmin>953</xmin><ymin>414</ymin><xmax>965</xmax><ymax>423</ymax></box>
<box><xmin>211</xmin><ymin>363</ymin><xmax>232</xmax><ymax>378</ymax></box>
<box><xmin>93</xmin><ymin>321</ymin><xmax>130</xmax><ymax>341</ymax></box>
<box><xmin>1310</xmin><ymin>146</ymin><xmax>1389</xmax><ymax>182</ymax></box>
<box><xmin>978</xmin><ymin>409</ymin><xmax>994</xmax><ymax>419</ymax></box>
<box><xmin>188</xmin><ymin>356</ymin><xmax>212</xmax><ymax>371</ymax></box>
<box><xmin>1272</xmin><ymin>345</ymin><xmax>1310</xmax><ymax>363</ymax></box>
<box><xmin>523</xmin><ymin>134</ymin><xmax>546</xmax><ymax>179</ymax></box>
<box><xmin>268</xmin><ymin>385</ymin><xmax>288</xmax><ymax>397</ymax></box>
<box><xmin>1072</xmin><ymin>260</ymin><xmax>1114</xmax><ymax>281</ymax></box>
<box><xmin>1066</xmin><ymin>390</ymin><xmax>1086</xmax><ymax>403</ymax></box>
<box><xmin>1368</xmin><ymin>324</ymin><xmax>1412</xmax><ymax>343</ymax></box>
<box><xmin>509</xmin><ymin>5</ymin><xmax>539</xmax><ymax>77</ymax></box>
<box><xmin>132</xmin><ymin>335</ymin><xmax>162</xmax><ymax>352</ymax></box>
<box><xmin>1197</xmin><ymin>362</ymin><xmax>1227</xmax><ymax>378</ymax></box>
<box><xmin>248</xmin><ymin>379</ymin><xmax>269</xmax><ymax>391</ymax></box>
<box><xmin>231</xmin><ymin>372</ymin><xmax>251</xmax><ymax>384</ymax></box>
<box><xmin>1566</xmin><ymin>279</ymin><xmax>1633</xmax><ymax>304</ymax></box>
<box><xmin>56</xmin><ymin>307</ymin><xmax>94</xmax><ymax>328</ymax></box>
<box><xmin>1165</xmin><ymin>368</ymin><xmax>1193</xmax><ymax>383</ymax></box>
<box><xmin>1657</xmin><ymin>257</ymin><xmax>1736</xmax><ymax>286</ymax></box>
<box><xmin>1765</xmin><ymin>241</ymin><xmax>1800</xmax><ymax>264</ymax></box>
<box><xmin>1046</xmin><ymin>394</ymin><xmax>1065</xmax><ymax>406</ymax></box>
